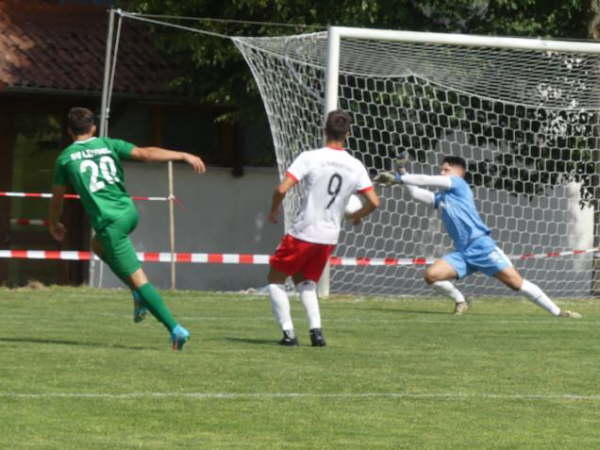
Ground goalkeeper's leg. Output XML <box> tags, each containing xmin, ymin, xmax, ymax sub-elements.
<box><xmin>424</xmin><ymin>259</ymin><xmax>469</xmax><ymax>314</ymax></box>
<box><xmin>494</xmin><ymin>267</ymin><xmax>582</xmax><ymax>318</ymax></box>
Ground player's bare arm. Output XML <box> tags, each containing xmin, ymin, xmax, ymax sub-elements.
<box><xmin>349</xmin><ymin>189</ymin><xmax>380</xmax><ymax>225</ymax></box>
<box><xmin>268</xmin><ymin>175</ymin><xmax>297</xmax><ymax>223</ymax></box>
<box><xmin>130</xmin><ymin>147</ymin><xmax>206</xmax><ymax>173</ymax></box>
<box><xmin>48</xmin><ymin>185</ymin><xmax>67</xmax><ymax>242</ymax></box>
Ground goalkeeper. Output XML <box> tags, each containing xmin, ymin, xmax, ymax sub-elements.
<box><xmin>49</xmin><ymin>107</ymin><xmax>206</xmax><ymax>350</ymax></box>
<box><xmin>375</xmin><ymin>154</ymin><xmax>581</xmax><ymax>318</ymax></box>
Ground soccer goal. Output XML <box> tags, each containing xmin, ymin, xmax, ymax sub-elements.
<box><xmin>234</xmin><ymin>27</ymin><xmax>600</xmax><ymax>297</ymax></box>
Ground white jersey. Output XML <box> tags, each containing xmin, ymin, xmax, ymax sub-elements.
<box><xmin>286</xmin><ymin>146</ymin><xmax>373</xmax><ymax>245</ymax></box>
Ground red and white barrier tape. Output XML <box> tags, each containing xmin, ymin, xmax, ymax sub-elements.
<box><xmin>0</xmin><ymin>248</ymin><xmax>598</xmax><ymax>265</ymax></box>
<box><xmin>10</xmin><ymin>219</ymin><xmax>49</xmax><ymax>227</ymax></box>
<box><xmin>0</xmin><ymin>191</ymin><xmax>171</xmax><ymax>202</ymax></box>
<box><xmin>333</xmin><ymin>247</ymin><xmax>600</xmax><ymax>266</ymax></box>
<box><xmin>0</xmin><ymin>250</ymin><xmax>269</xmax><ymax>264</ymax></box>
<box><xmin>330</xmin><ymin>256</ymin><xmax>433</xmax><ymax>266</ymax></box>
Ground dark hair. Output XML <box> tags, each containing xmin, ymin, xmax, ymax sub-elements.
<box><xmin>68</xmin><ymin>107</ymin><xmax>95</xmax><ymax>135</ymax></box>
<box><xmin>324</xmin><ymin>110</ymin><xmax>352</xmax><ymax>141</ymax></box>
<box><xmin>442</xmin><ymin>156</ymin><xmax>466</xmax><ymax>171</ymax></box>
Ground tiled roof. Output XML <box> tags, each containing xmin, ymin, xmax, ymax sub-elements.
<box><xmin>0</xmin><ymin>2</ymin><xmax>181</xmax><ymax>95</ymax></box>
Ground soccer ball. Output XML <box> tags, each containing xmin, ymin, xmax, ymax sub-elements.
<box><xmin>344</xmin><ymin>194</ymin><xmax>364</xmax><ymax>219</ymax></box>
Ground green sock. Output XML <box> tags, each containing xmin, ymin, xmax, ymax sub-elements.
<box><xmin>137</xmin><ymin>283</ymin><xmax>177</xmax><ymax>332</ymax></box>
<box><xmin>132</xmin><ymin>289</ymin><xmax>142</xmax><ymax>303</ymax></box>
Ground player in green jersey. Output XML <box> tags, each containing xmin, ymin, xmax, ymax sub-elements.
<box><xmin>49</xmin><ymin>107</ymin><xmax>205</xmax><ymax>350</ymax></box>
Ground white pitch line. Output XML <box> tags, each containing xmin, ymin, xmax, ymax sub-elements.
<box><xmin>1</xmin><ymin>392</ymin><xmax>600</xmax><ymax>401</ymax></box>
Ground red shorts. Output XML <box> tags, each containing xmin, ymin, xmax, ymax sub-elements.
<box><xmin>269</xmin><ymin>234</ymin><xmax>336</xmax><ymax>282</ymax></box>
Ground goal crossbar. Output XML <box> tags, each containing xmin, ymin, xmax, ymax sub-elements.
<box><xmin>328</xmin><ymin>26</ymin><xmax>600</xmax><ymax>53</ymax></box>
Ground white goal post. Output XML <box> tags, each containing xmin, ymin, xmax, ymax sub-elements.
<box><xmin>235</xmin><ymin>26</ymin><xmax>600</xmax><ymax>298</ymax></box>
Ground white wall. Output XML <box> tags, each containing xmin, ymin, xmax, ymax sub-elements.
<box><xmin>94</xmin><ymin>164</ymin><xmax>283</xmax><ymax>290</ymax></box>
<box><xmin>91</xmin><ymin>158</ymin><xmax>596</xmax><ymax>297</ymax></box>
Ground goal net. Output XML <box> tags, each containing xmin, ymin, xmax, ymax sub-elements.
<box><xmin>233</xmin><ymin>28</ymin><xmax>600</xmax><ymax>297</ymax></box>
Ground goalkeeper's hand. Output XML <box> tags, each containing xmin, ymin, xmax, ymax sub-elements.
<box><xmin>373</xmin><ymin>171</ymin><xmax>402</xmax><ymax>185</ymax></box>
<box><xmin>373</xmin><ymin>152</ymin><xmax>408</xmax><ymax>185</ymax></box>
<box><xmin>394</xmin><ymin>151</ymin><xmax>408</xmax><ymax>172</ymax></box>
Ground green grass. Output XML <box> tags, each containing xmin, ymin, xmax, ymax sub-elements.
<box><xmin>1</xmin><ymin>286</ymin><xmax>599</xmax><ymax>449</ymax></box>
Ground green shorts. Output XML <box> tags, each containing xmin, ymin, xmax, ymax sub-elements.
<box><xmin>95</xmin><ymin>210</ymin><xmax>141</xmax><ymax>281</ymax></box>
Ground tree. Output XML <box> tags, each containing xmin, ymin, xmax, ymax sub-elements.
<box><xmin>118</xmin><ymin>0</ymin><xmax>592</xmax><ymax>119</ymax></box>
<box><xmin>118</xmin><ymin>0</ymin><xmax>428</xmax><ymax>119</ymax></box>
<box><xmin>412</xmin><ymin>0</ymin><xmax>591</xmax><ymax>37</ymax></box>
<box><xmin>116</xmin><ymin>0</ymin><xmax>596</xmax><ymax>174</ymax></box>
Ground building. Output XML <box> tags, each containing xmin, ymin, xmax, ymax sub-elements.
<box><xmin>0</xmin><ymin>0</ymin><xmax>279</xmax><ymax>288</ymax></box>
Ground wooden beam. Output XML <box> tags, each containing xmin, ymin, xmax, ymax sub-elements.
<box><xmin>150</xmin><ymin>104</ymin><xmax>164</xmax><ymax>146</ymax></box>
<box><xmin>0</xmin><ymin>113</ymin><xmax>16</xmax><ymax>284</ymax></box>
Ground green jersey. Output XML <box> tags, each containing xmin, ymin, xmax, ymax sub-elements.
<box><xmin>52</xmin><ymin>137</ymin><xmax>137</xmax><ymax>231</ymax></box>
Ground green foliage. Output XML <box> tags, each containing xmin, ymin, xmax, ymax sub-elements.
<box><xmin>116</xmin><ymin>1</ymin><xmax>597</xmax><ymax>193</ymax></box>
<box><xmin>117</xmin><ymin>0</ymin><xmax>425</xmax><ymax>120</ymax></box>
<box><xmin>482</xmin><ymin>0</ymin><xmax>591</xmax><ymax>37</ymax></box>
<box><xmin>412</xmin><ymin>0</ymin><xmax>591</xmax><ymax>37</ymax></box>
<box><xmin>117</xmin><ymin>0</ymin><xmax>592</xmax><ymax>120</ymax></box>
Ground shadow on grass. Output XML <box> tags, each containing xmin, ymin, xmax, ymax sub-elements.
<box><xmin>223</xmin><ymin>337</ymin><xmax>277</xmax><ymax>346</ymax></box>
<box><xmin>345</xmin><ymin>307</ymin><xmax>452</xmax><ymax>315</ymax></box>
<box><xmin>0</xmin><ymin>337</ymin><xmax>151</xmax><ymax>351</ymax></box>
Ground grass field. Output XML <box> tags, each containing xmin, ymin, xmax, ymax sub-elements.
<box><xmin>1</xmin><ymin>286</ymin><xmax>599</xmax><ymax>449</ymax></box>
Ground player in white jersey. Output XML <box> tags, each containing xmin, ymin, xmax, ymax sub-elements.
<box><xmin>267</xmin><ymin>110</ymin><xmax>380</xmax><ymax>346</ymax></box>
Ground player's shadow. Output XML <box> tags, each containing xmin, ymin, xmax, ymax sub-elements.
<box><xmin>223</xmin><ymin>337</ymin><xmax>277</xmax><ymax>346</ymax></box>
<box><xmin>346</xmin><ymin>307</ymin><xmax>451</xmax><ymax>315</ymax></box>
<box><xmin>0</xmin><ymin>337</ymin><xmax>150</xmax><ymax>351</ymax></box>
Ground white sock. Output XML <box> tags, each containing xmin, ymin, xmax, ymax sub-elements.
<box><xmin>520</xmin><ymin>280</ymin><xmax>560</xmax><ymax>316</ymax></box>
<box><xmin>432</xmin><ymin>280</ymin><xmax>466</xmax><ymax>304</ymax></box>
<box><xmin>267</xmin><ymin>283</ymin><xmax>294</xmax><ymax>331</ymax></box>
<box><xmin>297</xmin><ymin>280</ymin><xmax>321</xmax><ymax>329</ymax></box>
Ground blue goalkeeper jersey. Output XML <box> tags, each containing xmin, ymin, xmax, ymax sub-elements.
<box><xmin>434</xmin><ymin>176</ymin><xmax>494</xmax><ymax>253</ymax></box>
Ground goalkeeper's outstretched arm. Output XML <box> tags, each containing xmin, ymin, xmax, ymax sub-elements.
<box><xmin>405</xmin><ymin>185</ymin><xmax>435</xmax><ymax>206</ymax></box>
<box><xmin>400</xmin><ymin>174</ymin><xmax>451</xmax><ymax>189</ymax></box>
<box><xmin>400</xmin><ymin>173</ymin><xmax>450</xmax><ymax>206</ymax></box>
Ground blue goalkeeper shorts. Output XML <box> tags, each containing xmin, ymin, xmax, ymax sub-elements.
<box><xmin>443</xmin><ymin>237</ymin><xmax>512</xmax><ymax>279</ymax></box>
